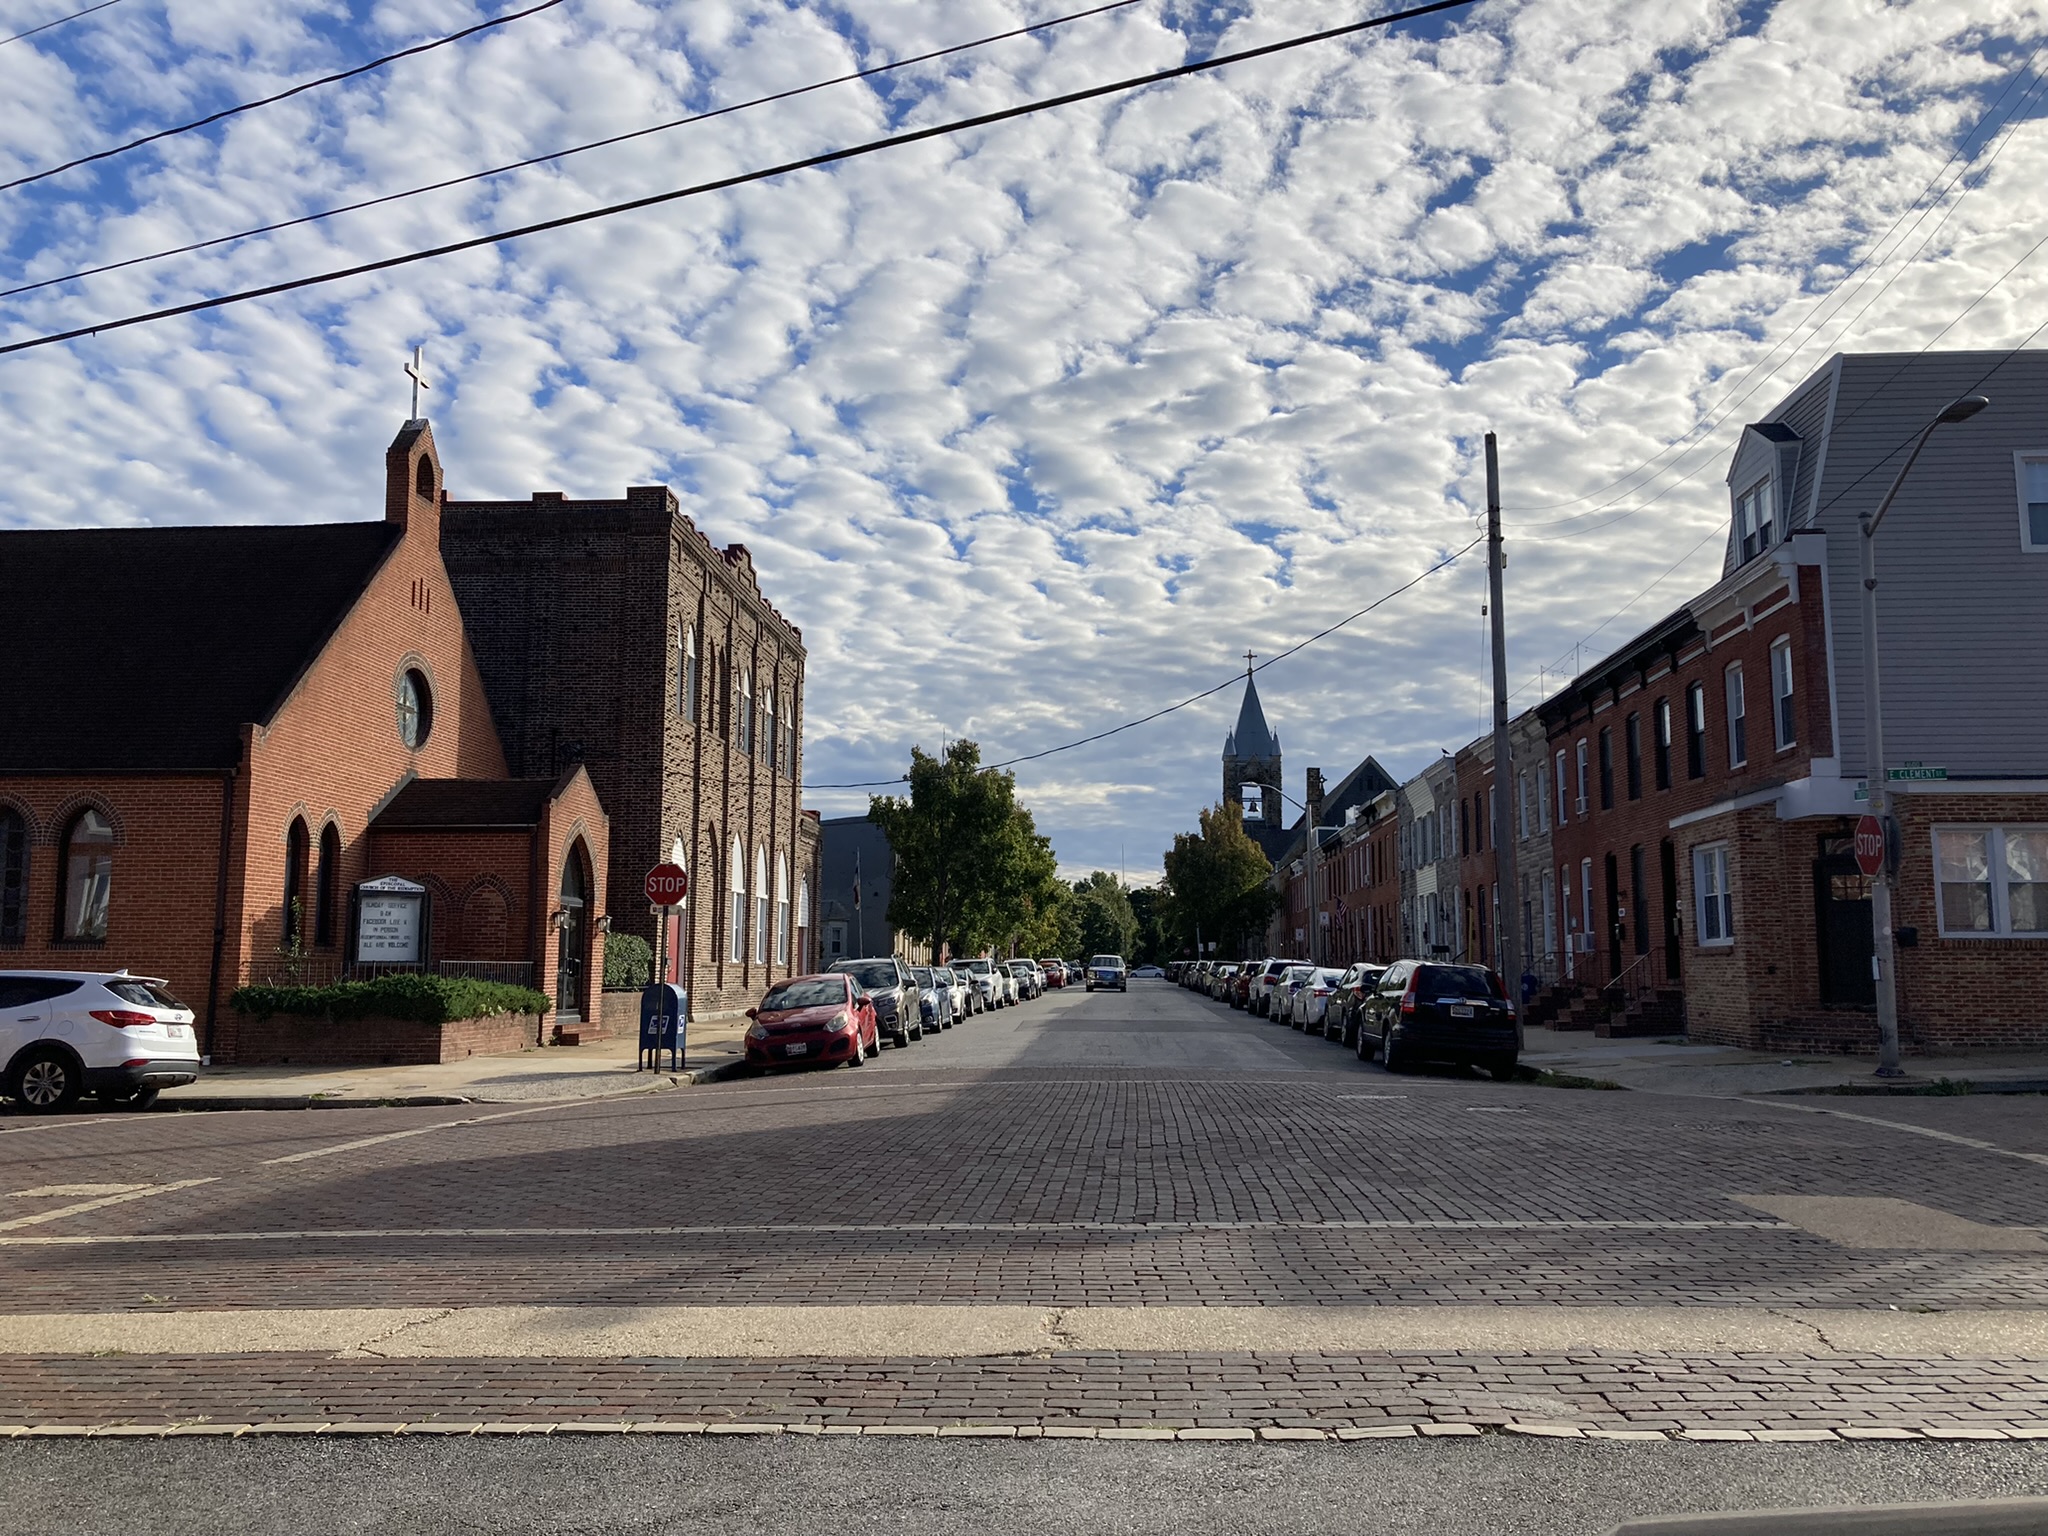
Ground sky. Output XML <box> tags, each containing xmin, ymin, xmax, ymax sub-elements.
<box><xmin>3</xmin><ymin>0</ymin><xmax>2046</xmax><ymax>881</ymax></box>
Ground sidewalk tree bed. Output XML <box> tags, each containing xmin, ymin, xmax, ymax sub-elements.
<box><xmin>230</xmin><ymin>973</ymin><xmax>551</xmax><ymax>1025</ymax></box>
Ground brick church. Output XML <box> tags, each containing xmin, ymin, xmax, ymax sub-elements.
<box><xmin>0</xmin><ymin>405</ymin><xmax>817</xmax><ymax>1061</ymax></box>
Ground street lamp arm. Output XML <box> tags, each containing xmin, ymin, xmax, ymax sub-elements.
<box><xmin>1864</xmin><ymin>395</ymin><xmax>1990</xmax><ymax>541</ymax></box>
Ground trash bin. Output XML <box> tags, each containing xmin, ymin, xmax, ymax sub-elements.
<box><xmin>639</xmin><ymin>983</ymin><xmax>686</xmax><ymax>1069</ymax></box>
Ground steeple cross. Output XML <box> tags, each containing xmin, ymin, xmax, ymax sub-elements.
<box><xmin>1243</xmin><ymin>649</ymin><xmax>1257</xmax><ymax>675</ymax></box>
<box><xmin>405</xmin><ymin>345</ymin><xmax>430</xmax><ymax>420</ymax></box>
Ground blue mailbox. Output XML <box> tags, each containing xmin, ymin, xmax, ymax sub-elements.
<box><xmin>639</xmin><ymin>983</ymin><xmax>686</xmax><ymax>1069</ymax></box>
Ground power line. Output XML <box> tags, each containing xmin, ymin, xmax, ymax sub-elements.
<box><xmin>0</xmin><ymin>0</ymin><xmax>1479</xmax><ymax>358</ymax></box>
<box><xmin>802</xmin><ymin>535</ymin><xmax>1483</xmax><ymax>791</ymax></box>
<box><xmin>1505</xmin><ymin>38</ymin><xmax>2048</xmax><ymax>525</ymax></box>
<box><xmin>0</xmin><ymin>0</ymin><xmax>127</xmax><ymax>48</ymax></box>
<box><xmin>0</xmin><ymin>0</ymin><xmax>1149</xmax><ymax>302</ymax></box>
<box><xmin>0</xmin><ymin>0</ymin><xmax>565</xmax><ymax>194</ymax></box>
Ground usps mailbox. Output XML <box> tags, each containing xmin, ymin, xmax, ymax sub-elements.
<box><xmin>639</xmin><ymin>983</ymin><xmax>686</xmax><ymax>1071</ymax></box>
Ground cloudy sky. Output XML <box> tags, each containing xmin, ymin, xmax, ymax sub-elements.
<box><xmin>3</xmin><ymin>0</ymin><xmax>2045</xmax><ymax>879</ymax></box>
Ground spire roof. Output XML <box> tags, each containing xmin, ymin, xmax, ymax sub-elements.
<box><xmin>1230</xmin><ymin>672</ymin><xmax>1277</xmax><ymax>760</ymax></box>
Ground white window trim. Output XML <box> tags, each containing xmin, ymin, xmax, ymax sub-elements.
<box><xmin>1933</xmin><ymin>824</ymin><xmax>2048</xmax><ymax>939</ymax></box>
<box><xmin>2015</xmin><ymin>451</ymin><xmax>2048</xmax><ymax>554</ymax></box>
<box><xmin>1574</xmin><ymin>739</ymin><xmax>1590</xmax><ymax>816</ymax></box>
<box><xmin>1725</xmin><ymin>663</ymin><xmax>1748</xmax><ymax>770</ymax></box>
<box><xmin>1693</xmin><ymin>842</ymin><xmax>1734</xmax><ymax>948</ymax></box>
<box><xmin>1553</xmin><ymin>751</ymin><xmax>1567</xmax><ymax>826</ymax></box>
<box><xmin>729</xmin><ymin>840</ymin><xmax>746</xmax><ymax>963</ymax></box>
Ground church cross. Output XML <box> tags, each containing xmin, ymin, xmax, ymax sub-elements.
<box><xmin>405</xmin><ymin>345</ymin><xmax>431</xmax><ymax>420</ymax></box>
<box><xmin>1243</xmin><ymin>649</ymin><xmax>1257</xmax><ymax>675</ymax></box>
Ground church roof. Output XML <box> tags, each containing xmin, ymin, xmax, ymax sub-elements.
<box><xmin>1228</xmin><ymin>674</ymin><xmax>1278</xmax><ymax>759</ymax></box>
<box><xmin>0</xmin><ymin>520</ymin><xmax>402</xmax><ymax>774</ymax></box>
<box><xmin>370</xmin><ymin>774</ymin><xmax>578</xmax><ymax>830</ymax></box>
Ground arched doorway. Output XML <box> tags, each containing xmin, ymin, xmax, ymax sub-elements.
<box><xmin>556</xmin><ymin>843</ymin><xmax>590</xmax><ymax>1022</ymax></box>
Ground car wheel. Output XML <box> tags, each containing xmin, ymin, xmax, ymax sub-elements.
<box><xmin>104</xmin><ymin>1086</ymin><xmax>161</xmax><ymax>1111</ymax></box>
<box><xmin>1381</xmin><ymin>1028</ymin><xmax>1409</xmax><ymax>1074</ymax></box>
<box><xmin>845</xmin><ymin>1034</ymin><xmax>866</xmax><ymax>1067</ymax></box>
<box><xmin>10</xmin><ymin>1048</ymin><xmax>81</xmax><ymax>1114</ymax></box>
<box><xmin>893</xmin><ymin>1023</ymin><xmax>911</xmax><ymax>1048</ymax></box>
<box><xmin>1354</xmin><ymin>1019</ymin><xmax>1374</xmax><ymax>1061</ymax></box>
<box><xmin>1485</xmin><ymin>1054</ymin><xmax>1520</xmax><ymax>1082</ymax></box>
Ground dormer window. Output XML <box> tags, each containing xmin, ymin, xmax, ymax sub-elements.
<box><xmin>1735</xmin><ymin>478</ymin><xmax>1772</xmax><ymax>564</ymax></box>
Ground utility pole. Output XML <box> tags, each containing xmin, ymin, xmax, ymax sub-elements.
<box><xmin>1486</xmin><ymin>433</ymin><xmax>1523</xmax><ymax>1037</ymax></box>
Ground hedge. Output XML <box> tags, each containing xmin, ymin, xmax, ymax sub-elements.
<box><xmin>230</xmin><ymin>972</ymin><xmax>553</xmax><ymax>1025</ymax></box>
<box><xmin>603</xmin><ymin>932</ymin><xmax>652</xmax><ymax>990</ymax></box>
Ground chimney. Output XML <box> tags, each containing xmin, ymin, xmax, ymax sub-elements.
<box><xmin>385</xmin><ymin>419</ymin><xmax>444</xmax><ymax>542</ymax></box>
<box><xmin>1306</xmin><ymin>766</ymin><xmax>1326</xmax><ymax>834</ymax></box>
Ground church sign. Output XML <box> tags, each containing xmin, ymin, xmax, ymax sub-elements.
<box><xmin>354</xmin><ymin>875</ymin><xmax>427</xmax><ymax>965</ymax></box>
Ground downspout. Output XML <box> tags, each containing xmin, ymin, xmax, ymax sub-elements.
<box><xmin>203</xmin><ymin>767</ymin><xmax>236</xmax><ymax>1063</ymax></box>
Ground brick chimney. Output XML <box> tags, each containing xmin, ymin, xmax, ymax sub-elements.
<box><xmin>1306</xmin><ymin>766</ymin><xmax>1326</xmax><ymax>833</ymax></box>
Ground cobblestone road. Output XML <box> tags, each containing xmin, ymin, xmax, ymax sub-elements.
<box><xmin>2</xmin><ymin>980</ymin><xmax>2045</xmax><ymax>1438</ymax></box>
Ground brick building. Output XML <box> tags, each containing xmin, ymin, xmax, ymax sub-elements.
<box><xmin>0</xmin><ymin>419</ymin><xmax>610</xmax><ymax>1062</ymax></box>
<box><xmin>440</xmin><ymin>477</ymin><xmax>815</xmax><ymax>1019</ymax></box>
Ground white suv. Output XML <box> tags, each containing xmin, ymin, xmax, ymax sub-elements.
<box><xmin>0</xmin><ymin>971</ymin><xmax>202</xmax><ymax>1113</ymax></box>
<box><xmin>1085</xmin><ymin>955</ymin><xmax>1128</xmax><ymax>992</ymax></box>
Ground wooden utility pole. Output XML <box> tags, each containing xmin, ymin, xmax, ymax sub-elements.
<box><xmin>1486</xmin><ymin>433</ymin><xmax>1523</xmax><ymax>1035</ymax></box>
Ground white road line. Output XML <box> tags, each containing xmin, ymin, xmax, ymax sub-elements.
<box><xmin>0</xmin><ymin>1218</ymin><xmax>1798</xmax><ymax>1247</ymax></box>
<box><xmin>0</xmin><ymin>1116</ymin><xmax>123</xmax><ymax>1137</ymax></box>
<box><xmin>258</xmin><ymin>1102</ymin><xmax>598</xmax><ymax>1166</ymax></box>
<box><xmin>0</xmin><ymin>1179</ymin><xmax>216</xmax><ymax>1233</ymax></box>
<box><xmin>1747</xmin><ymin>1099</ymin><xmax>2048</xmax><ymax>1168</ymax></box>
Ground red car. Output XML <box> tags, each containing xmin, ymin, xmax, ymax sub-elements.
<box><xmin>745</xmin><ymin>973</ymin><xmax>879</xmax><ymax>1070</ymax></box>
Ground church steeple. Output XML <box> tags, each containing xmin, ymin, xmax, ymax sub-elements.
<box><xmin>1222</xmin><ymin>658</ymin><xmax>1282</xmax><ymax>835</ymax></box>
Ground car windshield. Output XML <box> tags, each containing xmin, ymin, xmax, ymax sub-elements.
<box><xmin>1415</xmin><ymin>964</ymin><xmax>1500</xmax><ymax>998</ymax></box>
<box><xmin>761</xmin><ymin>979</ymin><xmax>845</xmax><ymax>1011</ymax></box>
<box><xmin>840</xmin><ymin>961</ymin><xmax>901</xmax><ymax>989</ymax></box>
<box><xmin>911</xmin><ymin>968</ymin><xmax>934</xmax><ymax>985</ymax></box>
<box><xmin>1090</xmin><ymin>956</ymin><xmax>1122</xmax><ymax>967</ymax></box>
<box><xmin>964</xmin><ymin>960</ymin><xmax>991</xmax><ymax>974</ymax></box>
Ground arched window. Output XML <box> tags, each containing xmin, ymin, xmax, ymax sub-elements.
<box><xmin>796</xmin><ymin>876</ymin><xmax>811</xmax><ymax>971</ymax></box>
<box><xmin>556</xmin><ymin>842</ymin><xmax>590</xmax><ymax>1021</ymax></box>
<box><xmin>415</xmin><ymin>455</ymin><xmax>436</xmax><ymax>498</ymax></box>
<box><xmin>0</xmin><ymin>806</ymin><xmax>26</xmax><ymax>945</ymax></box>
<box><xmin>397</xmin><ymin>667</ymin><xmax>433</xmax><ymax>750</ymax></box>
<box><xmin>739</xmin><ymin>669</ymin><xmax>754</xmax><ymax>757</ymax></box>
<box><xmin>761</xmin><ymin>686</ymin><xmax>777</xmax><ymax>772</ymax></box>
<box><xmin>728</xmin><ymin>838</ymin><xmax>746</xmax><ymax>963</ymax></box>
<box><xmin>678</xmin><ymin>625</ymin><xmax>699</xmax><ymax>723</ymax></box>
<box><xmin>283</xmin><ymin>817</ymin><xmax>310</xmax><ymax>950</ymax></box>
<box><xmin>60</xmin><ymin>808</ymin><xmax>113</xmax><ymax>941</ymax></box>
<box><xmin>314</xmin><ymin>823</ymin><xmax>341</xmax><ymax>947</ymax></box>
<box><xmin>775</xmin><ymin>854</ymin><xmax>790</xmax><ymax>967</ymax></box>
<box><xmin>754</xmin><ymin>847</ymin><xmax>770</xmax><ymax>963</ymax></box>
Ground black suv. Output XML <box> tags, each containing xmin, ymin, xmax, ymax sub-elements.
<box><xmin>1355</xmin><ymin>960</ymin><xmax>1517</xmax><ymax>1079</ymax></box>
<box><xmin>828</xmin><ymin>957</ymin><xmax>921</xmax><ymax>1048</ymax></box>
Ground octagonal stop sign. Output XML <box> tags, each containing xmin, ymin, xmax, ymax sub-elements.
<box><xmin>645</xmin><ymin>862</ymin><xmax>688</xmax><ymax>906</ymax></box>
<box><xmin>1853</xmin><ymin>814</ymin><xmax>1886</xmax><ymax>878</ymax></box>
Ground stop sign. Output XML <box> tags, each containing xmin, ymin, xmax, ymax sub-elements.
<box><xmin>1853</xmin><ymin>814</ymin><xmax>1886</xmax><ymax>878</ymax></box>
<box><xmin>645</xmin><ymin>862</ymin><xmax>688</xmax><ymax>906</ymax></box>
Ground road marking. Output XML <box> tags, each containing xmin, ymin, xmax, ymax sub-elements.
<box><xmin>0</xmin><ymin>1179</ymin><xmax>215</xmax><ymax>1233</ymax></box>
<box><xmin>1747</xmin><ymin>1099</ymin><xmax>2048</xmax><ymax>1169</ymax></box>
<box><xmin>259</xmin><ymin>1102</ymin><xmax>597</xmax><ymax>1166</ymax></box>
<box><xmin>1336</xmin><ymin>1094</ymin><xmax>1407</xmax><ymax>1100</ymax></box>
<box><xmin>0</xmin><ymin>1116</ymin><xmax>123</xmax><ymax>1137</ymax></box>
<box><xmin>8</xmin><ymin>1183</ymin><xmax>151</xmax><ymax>1198</ymax></box>
<box><xmin>1466</xmin><ymin>1107</ymin><xmax>1522</xmax><ymax>1113</ymax></box>
<box><xmin>0</xmin><ymin>1217</ymin><xmax>1798</xmax><ymax>1247</ymax></box>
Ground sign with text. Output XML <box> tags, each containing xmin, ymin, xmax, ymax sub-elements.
<box><xmin>645</xmin><ymin>862</ymin><xmax>688</xmax><ymax>907</ymax></box>
<box><xmin>355</xmin><ymin>875</ymin><xmax>426</xmax><ymax>964</ymax></box>
<box><xmin>1853</xmin><ymin>815</ymin><xmax>1886</xmax><ymax>878</ymax></box>
<box><xmin>1887</xmin><ymin>765</ymin><xmax>1947</xmax><ymax>782</ymax></box>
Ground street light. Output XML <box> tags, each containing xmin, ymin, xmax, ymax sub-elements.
<box><xmin>1861</xmin><ymin>392</ymin><xmax>1988</xmax><ymax>1078</ymax></box>
<box><xmin>1242</xmin><ymin>781</ymin><xmax>1346</xmax><ymax>966</ymax></box>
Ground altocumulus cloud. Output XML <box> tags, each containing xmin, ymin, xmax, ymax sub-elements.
<box><xmin>2</xmin><ymin>0</ymin><xmax>2045</xmax><ymax>878</ymax></box>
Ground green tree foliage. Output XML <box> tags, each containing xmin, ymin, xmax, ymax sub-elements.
<box><xmin>602</xmin><ymin>932</ymin><xmax>653</xmax><ymax>990</ymax></box>
<box><xmin>1127</xmin><ymin>884</ymin><xmax>1169</xmax><ymax>966</ymax></box>
<box><xmin>1071</xmin><ymin>870</ymin><xmax>1138</xmax><ymax>959</ymax></box>
<box><xmin>1159</xmin><ymin>803</ymin><xmax>1281</xmax><ymax>958</ymax></box>
<box><xmin>869</xmin><ymin>740</ymin><xmax>1062</xmax><ymax>958</ymax></box>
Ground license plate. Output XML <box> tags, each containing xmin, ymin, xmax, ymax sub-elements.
<box><xmin>170</xmin><ymin>1025</ymin><xmax>193</xmax><ymax>1040</ymax></box>
<box><xmin>1449</xmin><ymin>1004</ymin><xmax>1475</xmax><ymax>1018</ymax></box>
<box><xmin>784</xmin><ymin>1041</ymin><xmax>808</xmax><ymax>1056</ymax></box>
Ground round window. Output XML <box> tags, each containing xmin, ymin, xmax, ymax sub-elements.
<box><xmin>397</xmin><ymin>668</ymin><xmax>433</xmax><ymax>749</ymax></box>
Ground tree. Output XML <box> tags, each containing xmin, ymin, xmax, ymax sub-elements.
<box><xmin>869</xmin><ymin>740</ymin><xmax>1061</xmax><ymax>958</ymax></box>
<box><xmin>1127</xmin><ymin>884</ymin><xmax>1169</xmax><ymax>966</ymax></box>
<box><xmin>1071</xmin><ymin>871</ymin><xmax>1138</xmax><ymax>959</ymax></box>
<box><xmin>1159</xmin><ymin>803</ymin><xmax>1281</xmax><ymax>958</ymax></box>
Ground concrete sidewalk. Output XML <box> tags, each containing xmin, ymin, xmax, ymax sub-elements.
<box><xmin>1522</xmin><ymin>1028</ymin><xmax>2048</xmax><ymax>1097</ymax></box>
<box><xmin>162</xmin><ymin>1012</ymin><xmax>752</xmax><ymax>1109</ymax></box>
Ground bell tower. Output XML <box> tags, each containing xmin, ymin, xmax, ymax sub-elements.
<box><xmin>1222</xmin><ymin>658</ymin><xmax>1281</xmax><ymax>834</ymax></box>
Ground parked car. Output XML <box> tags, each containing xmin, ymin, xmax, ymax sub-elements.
<box><xmin>1040</xmin><ymin>959</ymin><xmax>1068</xmax><ymax>988</ymax></box>
<box><xmin>958</xmin><ymin>956</ymin><xmax>1003</xmax><ymax>1009</ymax></box>
<box><xmin>1007</xmin><ymin>959</ymin><xmax>1042</xmax><ymax>1000</ymax></box>
<box><xmin>1129</xmin><ymin>964</ymin><xmax>1164</xmax><ymax>979</ymax></box>
<box><xmin>1270</xmin><ymin>963</ymin><xmax>1316</xmax><ymax>1023</ymax></box>
<box><xmin>936</xmin><ymin>965</ymin><xmax>973</xmax><ymax>1019</ymax></box>
<box><xmin>1287</xmin><ymin>967</ymin><xmax>1345</xmax><ymax>1031</ymax></box>
<box><xmin>745</xmin><ymin>973</ymin><xmax>880</xmax><ymax>1070</ymax></box>
<box><xmin>1325</xmin><ymin>963</ymin><xmax>1385</xmax><ymax>1045</ymax></box>
<box><xmin>1356</xmin><ymin>960</ymin><xmax>1519</xmax><ymax>1078</ymax></box>
<box><xmin>1085</xmin><ymin>954</ymin><xmax>1128</xmax><ymax>992</ymax></box>
<box><xmin>910</xmin><ymin>967</ymin><xmax>956</xmax><ymax>1030</ymax></box>
<box><xmin>1229</xmin><ymin>967</ymin><xmax>1255</xmax><ymax>1009</ymax></box>
<box><xmin>826</xmin><ymin>957</ymin><xmax>922</xmax><ymax>1046</ymax></box>
<box><xmin>1249</xmin><ymin>958</ymin><xmax>1306</xmax><ymax>1017</ymax></box>
<box><xmin>1207</xmin><ymin>962</ymin><xmax>1238</xmax><ymax>1000</ymax></box>
<box><xmin>0</xmin><ymin>970</ymin><xmax>201</xmax><ymax>1112</ymax></box>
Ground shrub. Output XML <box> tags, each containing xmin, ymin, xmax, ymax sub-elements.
<box><xmin>603</xmin><ymin>932</ymin><xmax>653</xmax><ymax>990</ymax></box>
<box><xmin>231</xmin><ymin>972</ymin><xmax>551</xmax><ymax>1024</ymax></box>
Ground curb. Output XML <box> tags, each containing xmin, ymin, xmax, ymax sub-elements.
<box><xmin>140</xmin><ymin>1058</ymin><xmax>751</xmax><ymax>1114</ymax></box>
<box><xmin>5</xmin><ymin>1420</ymin><xmax>2044</xmax><ymax>1442</ymax></box>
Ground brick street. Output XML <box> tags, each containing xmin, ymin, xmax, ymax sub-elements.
<box><xmin>2</xmin><ymin>980</ymin><xmax>2046</xmax><ymax>1440</ymax></box>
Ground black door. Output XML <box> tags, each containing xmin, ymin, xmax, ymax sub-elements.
<box><xmin>556</xmin><ymin>849</ymin><xmax>588</xmax><ymax>1022</ymax></box>
<box><xmin>1604</xmin><ymin>852</ymin><xmax>1623</xmax><ymax>975</ymax></box>
<box><xmin>1814</xmin><ymin>848</ymin><xmax>1875</xmax><ymax>1009</ymax></box>
<box><xmin>1659</xmin><ymin>840</ymin><xmax>1682</xmax><ymax>982</ymax></box>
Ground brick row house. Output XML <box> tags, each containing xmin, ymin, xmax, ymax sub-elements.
<box><xmin>1255</xmin><ymin>350</ymin><xmax>2047</xmax><ymax>1053</ymax></box>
